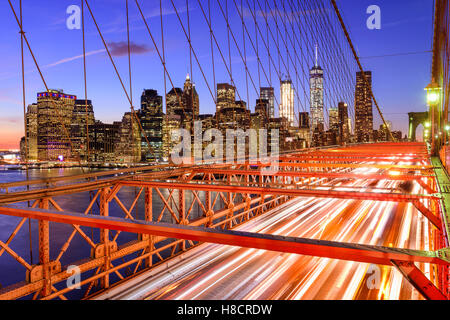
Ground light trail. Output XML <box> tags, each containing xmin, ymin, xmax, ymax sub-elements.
<box><xmin>101</xmin><ymin>160</ymin><xmax>437</xmax><ymax>301</ymax></box>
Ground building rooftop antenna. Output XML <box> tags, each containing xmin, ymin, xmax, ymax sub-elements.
<box><xmin>315</xmin><ymin>44</ymin><xmax>318</xmax><ymax>67</ymax></box>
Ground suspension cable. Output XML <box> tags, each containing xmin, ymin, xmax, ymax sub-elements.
<box><xmin>83</xmin><ymin>0</ymin><xmax>155</xmax><ymax>156</ymax></box>
<box><xmin>7</xmin><ymin>0</ymin><xmax>86</xmax><ymax>171</ymax></box>
<box><xmin>134</xmin><ymin>0</ymin><xmax>200</xmax><ymax>123</ymax></box>
<box><xmin>19</xmin><ymin>0</ymin><xmax>33</xmax><ymax>266</ymax></box>
<box><xmin>81</xmin><ymin>0</ymin><xmax>90</xmax><ymax>169</ymax></box>
<box><xmin>330</xmin><ymin>0</ymin><xmax>395</xmax><ymax>141</ymax></box>
<box><xmin>126</xmin><ymin>0</ymin><xmax>136</xmax><ymax>164</ymax></box>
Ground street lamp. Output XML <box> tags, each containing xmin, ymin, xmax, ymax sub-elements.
<box><xmin>425</xmin><ymin>79</ymin><xmax>442</xmax><ymax>154</ymax></box>
<box><xmin>425</xmin><ymin>80</ymin><xmax>441</xmax><ymax>105</ymax></box>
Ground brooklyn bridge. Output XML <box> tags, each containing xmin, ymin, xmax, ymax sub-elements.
<box><xmin>0</xmin><ymin>0</ymin><xmax>448</xmax><ymax>300</ymax></box>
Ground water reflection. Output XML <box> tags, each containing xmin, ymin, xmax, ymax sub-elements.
<box><xmin>0</xmin><ymin>166</ymin><xmax>226</xmax><ymax>299</ymax></box>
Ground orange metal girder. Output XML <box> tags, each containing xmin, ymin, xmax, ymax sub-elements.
<box><xmin>412</xmin><ymin>200</ymin><xmax>442</xmax><ymax>231</ymax></box>
<box><xmin>0</xmin><ymin>206</ymin><xmax>448</xmax><ymax>267</ymax></box>
<box><xmin>289</xmin><ymin>150</ymin><xmax>429</xmax><ymax>156</ymax></box>
<box><xmin>243</xmin><ymin>162</ymin><xmax>433</xmax><ymax>170</ymax></box>
<box><xmin>119</xmin><ymin>180</ymin><xmax>438</xmax><ymax>203</ymax></box>
<box><xmin>391</xmin><ymin>260</ymin><xmax>448</xmax><ymax>300</ymax></box>
<box><xmin>278</xmin><ymin>156</ymin><xmax>428</xmax><ymax>163</ymax></box>
<box><xmin>192</xmin><ymin>168</ymin><xmax>433</xmax><ymax>182</ymax></box>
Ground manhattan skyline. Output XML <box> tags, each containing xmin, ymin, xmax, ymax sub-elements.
<box><xmin>0</xmin><ymin>0</ymin><xmax>434</xmax><ymax>149</ymax></box>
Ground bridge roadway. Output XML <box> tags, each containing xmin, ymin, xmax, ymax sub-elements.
<box><xmin>95</xmin><ymin>162</ymin><xmax>435</xmax><ymax>300</ymax></box>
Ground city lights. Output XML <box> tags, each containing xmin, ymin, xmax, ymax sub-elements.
<box><xmin>425</xmin><ymin>81</ymin><xmax>441</xmax><ymax>106</ymax></box>
<box><xmin>0</xmin><ymin>0</ymin><xmax>446</xmax><ymax>305</ymax></box>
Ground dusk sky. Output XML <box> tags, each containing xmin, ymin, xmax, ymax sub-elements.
<box><xmin>0</xmin><ymin>0</ymin><xmax>434</xmax><ymax>149</ymax></box>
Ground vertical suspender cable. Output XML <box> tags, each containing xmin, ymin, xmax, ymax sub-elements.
<box><xmin>81</xmin><ymin>0</ymin><xmax>90</xmax><ymax>169</ymax></box>
<box><xmin>254</xmin><ymin>0</ymin><xmax>261</xmax><ymax>89</ymax></box>
<box><xmin>81</xmin><ymin>0</ymin><xmax>94</xmax><ymax>240</ymax></box>
<box><xmin>160</xmin><ymin>0</ymin><xmax>167</xmax><ymax>116</ymax></box>
<box><xmin>208</xmin><ymin>0</ymin><xmax>219</xmax><ymax>128</ymax></box>
<box><xmin>226</xmin><ymin>0</ymin><xmax>233</xmax><ymax>84</ymax></box>
<box><xmin>126</xmin><ymin>0</ymin><xmax>136</xmax><ymax>164</ymax></box>
<box><xmin>241</xmin><ymin>0</ymin><xmax>250</xmax><ymax>107</ymax></box>
<box><xmin>84</xmin><ymin>0</ymin><xmax>155</xmax><ymax>156</ymax></box>
<box><xmin>7</xmin><ymin>0</ymin><xmax>86</xmax><ymax>172</ymax></box>
<box><xmin>330</xmin><ymin>0</ymin><xmax>395</xmax><ymax>142</ymax></box>
<box><xmin>20</xmin><ymin>0</ymin><xmax>33</xmax><ymax>266</ymax></box>
<box><xmin>266</xmin><ymin>0</ymin><xmax>271</xmax><ymax>88</ymax></box>
<box><xmin>187</xmin><ymin>0</ymin><xmax>195</xmax><ymax>122</ymax></box>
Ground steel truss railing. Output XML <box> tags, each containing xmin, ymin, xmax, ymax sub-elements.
<box><xmin>0</xmin><ymin>143</ymin><xmax>448</xmax><ymax>300</ymax></box>
<box><xmin>0</xmin><ymin>166</ymin><xmax>289</xmax><ymax>300</ymax></box>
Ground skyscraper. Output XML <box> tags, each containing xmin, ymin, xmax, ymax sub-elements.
<box><xmin>162</xmin><ymin>114</ymin><xmax>182</xmax><ymax>161</ymax></box>
<box><xmin>89</xmin><ymin>121</ymin><xmax>119</xmax><ymax>163</ymax></box>
<box><xmin>280</xmin><ymin>79</ymin><xmax>294</xmax><ymax>126</ymax></box>
<box><xmin>36</xmin><ymin>90</ymin><xmax>77</xmax><ymax>161</ymax></box>
<box><xmin>71</xmin><ymin>99</ymin><xmax>95</xmax><ymax>161</ymax></box>
<box><xmin>115</xmin><ymin>112</ymin><xmax>141</xmax><ymax>163</ymax></box>
<box><xmin>140</xmin><ymin>89</ymin><xmax>164</xmax><ymax>162</ymax></box>
<box><xmin>260</xmin><ymin>87</ymin><xmax>275</xmax><ymax>118</ymax></box>
<box><xmin>25</xmin><ymin>103</ymin><xmax>38</xmax><ymax>161</ymax></box>
<box><xmin>299</xmin><ymin>112</ymin><xmax>309</xmax><ymax>129</ymax></box>
<box><xmin>310</xmin><ymin>45</ymin><xmax>324</xmax><ymax>132</ymax></box>
<box><xmin>355</xmin><ymin>71</ymin><xmax>373</xmax><ymax>142</ymax></box>
<box><xmin>255</xmin><ymin>98</ymin><xmax>269</xmax><ymax>121</ymax></box>
<box><xmin>216</xmin><ymin>83</ymin><xmax>236</xmax><ymax>113</ymax></box>
<box><xmin>378</xmin><ymin>121</ymin><xmax>393</xmax><ymax>142</ymax></box>
<box><xmin>166</xmin><ymin>87</ymin><xmax>185</xmax><ymax>117</ymax></box>
<box><xmin>329</xmin><ymin>107</ymin><xmax>339</xmax><ymax>131</ymax></box>
<box><xmin>183</xmin><ymin>74</ymin><xmax>199</xmax><ymax>119</ymax></box>
<box><xmin>338</xmin><ymin>102</ymin><xmax>349</xmax><ymax>142</ymax></box>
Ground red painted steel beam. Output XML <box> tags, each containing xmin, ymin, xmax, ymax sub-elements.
<box><xmin>301</xmin><ymin>147</ymin><xmax>428</xmax><ymax>153</ymax></box>
<box><xmin>239</xmin><ymin>162</ymin><xmax>433</xmax><ymax>171</ymax></box>
<box><xmin>191</xmin><ymin>168</ymin><xmax>433</xmax><ymax>182</ymax></box>
<box><xmin>279</xmin><ymin>156</ymin><xmax>429</xmax><ymax>163</ymax></box>
<box><xmin>286</xmin><ymin>151</ymin><xmax>428</xmax><ymax>156</ymax></box>
<box><xmin>391</xmin><ymin>260</ymin><xmax>448</xmax><ymax>300</ymax></box>
<box><xmin>303</xmin><ymin>152</ymin><xmax>429</xmax><ymax>157</ymax></box>
<box><xmin>0</xmin><ymin>206</ymin><xmax>448</xmax><ymax>267</ymax></box>
<box><xmin>412</xmin><ymin>200</ymin><xmax>442</xmax><ymax>230</ymax></box>
<box><xmin>120</xmin><ymin>180</ymin><xmax>438</xmax><ymax>203</ymax></box>
<box><xmin>290</xmin><ymin>151</ymin><xmax>429</xmax><ymax>156</ymax></box>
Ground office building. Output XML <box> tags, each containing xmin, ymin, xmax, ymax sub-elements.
<box><xmin>338</xmin><ymin>102</ymin><xmax>350</xmax><ymax>143</ymax></box>
<box><xmin>310</xmin><ymin>45</ymin><xmax>324</xmax><ymax>131</ymax></box>
<box><xmin>355</xmin><ymin>71</ymin><xmax>373</xmax><ymax>142</ymax></box>
<box><xmin>260</xmin><ymin>87</ymin><xmax>275</xmax><ymax>118</ymax></box>
<box><xmin>25</xmin><ymin>103</ymin><xmax>38</xmax><ymax>161</ymax></box>
<box><xmin>329</xmin><ymin>107</ymin><xmax>339</xmax><ymax>131</ymax></box>
<box><xmin>216</xmin><ymin>83</ymin><xmax>236</xmax><ymax>113</ymax></box>
<box><xmin>36</xmin><ymin>90</ymin><xmax>77</xmax><ymax>161</ymax></box>
<box><xmin>299</xmin><ymin>112</ymin><xmax>309</xmax><ymax>129</ymax></box>
<box><xmin>280</xmin><ymin>79</ymin><xmax>295</xmax><ymax>126</ymax></box>
<box><xmin>140</xmin><ymin>89</ymin><xmax>164</xmax><ymax>162</ymax></box>
<box><xmin>71</xmin><ymin>99</ymin><xmax>95</xmax><ymax>161</ymax></box>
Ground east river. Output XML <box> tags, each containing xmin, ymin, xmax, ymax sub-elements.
<box><xmin>0</xmin><ymin>166</ymin><xmax>217</xmax><ymax>299</ymax></box>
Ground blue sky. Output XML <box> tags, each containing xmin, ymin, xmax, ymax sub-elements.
<box><xmin>0</xmin><ymin>0</ymin><xmax>434</xmax><ymax>148</ymax></box>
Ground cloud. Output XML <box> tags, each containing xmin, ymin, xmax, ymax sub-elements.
<box><xmin>0</xmin><ymin>49</ymin><xmax>107</xmax><ymax>81</ymax></box>
<box><xmin>100</xmin><ymin>5</ymin><xmax>189</xmax><ymax>35</ymax></box>
<box><xmin>2</xmin><ymin>117</ymin><xmax>22</xmax><ymax>124</ymax></box>
<box><xmin>242</xmin><ymin>6</ymin><xmax>322</xmax><ymax>22</ymax></box>
<box><xmin>107</xmin><ymin>41</ymin><xmax>153</xmax><ymax>56</ymax></box>
<box><xmin>142</xmin><ymin>5</ymin><xmax>188</xmax><ymax>20</ymax></box>
<box><xmin>43</xmin><ymin>49</ymin><xmax>106</xmax><ymax>68</ymax></box>
<box><xmin>383</xmin><ymin>16</ymin><xmax>429</xmax><ymax>28</ymax></box>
